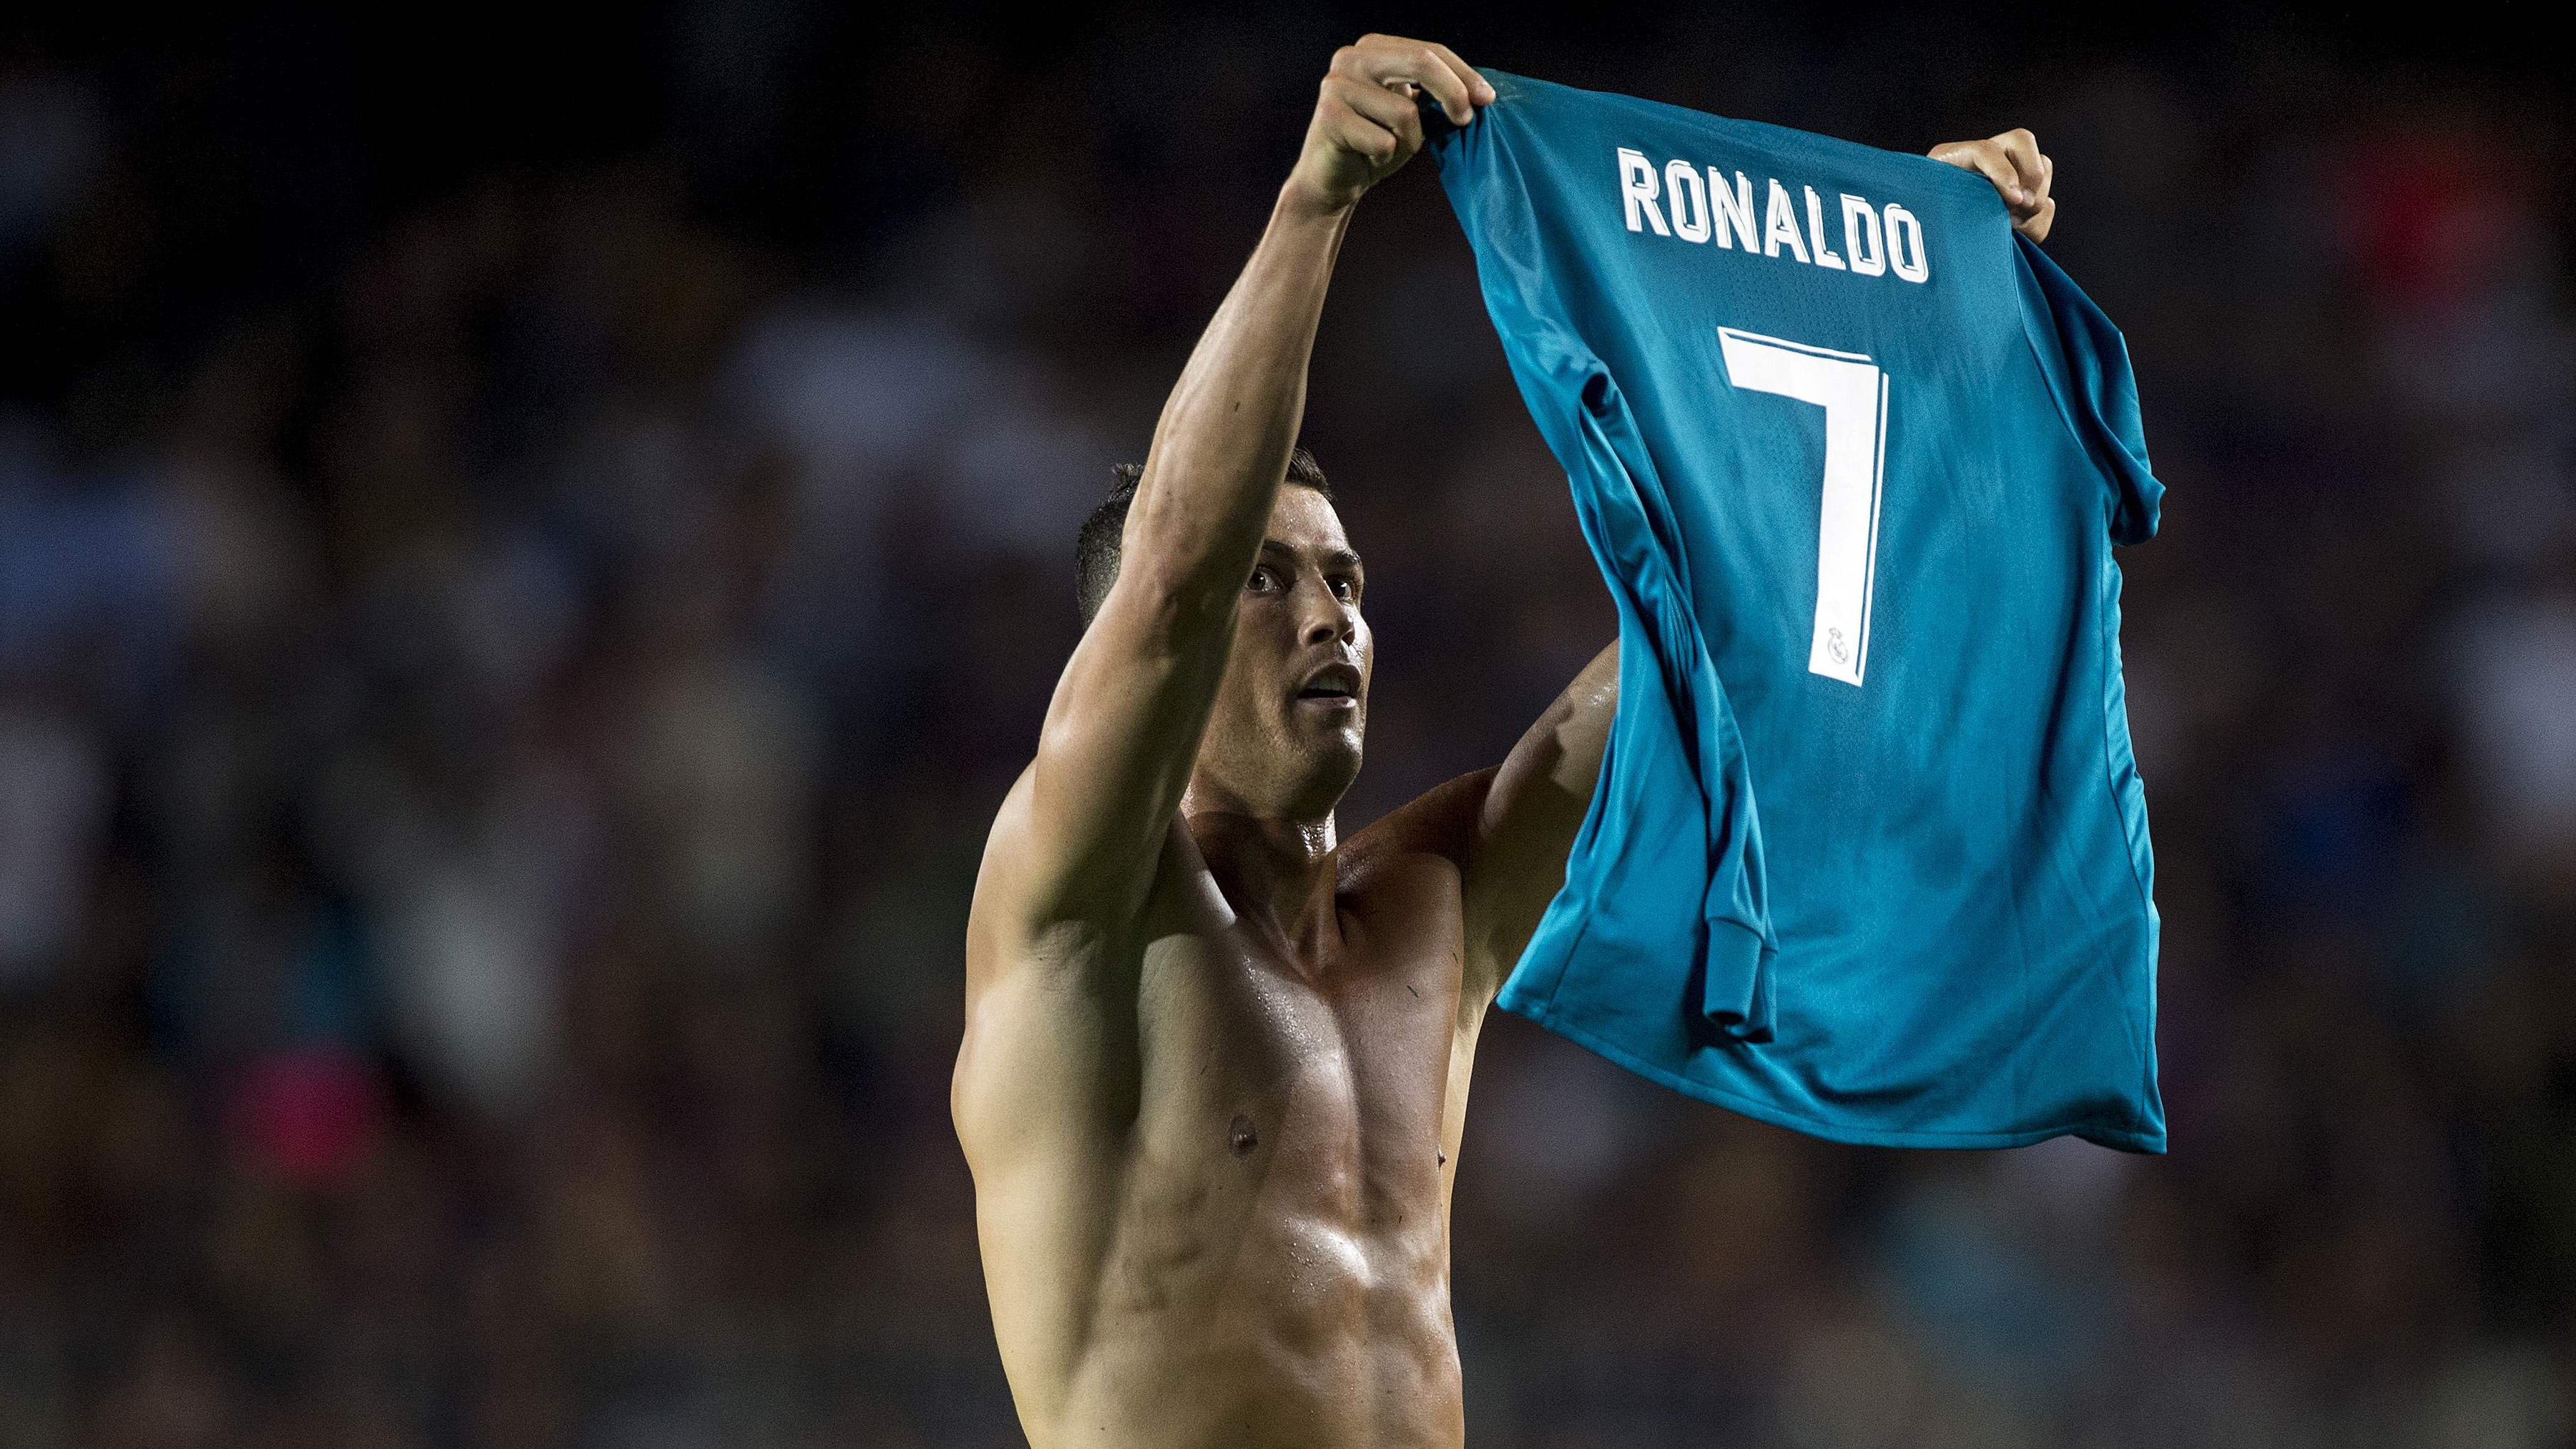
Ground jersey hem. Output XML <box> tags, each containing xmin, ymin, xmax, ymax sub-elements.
<box><xmin>1497</xmin><ymin>995</ymin><xmax>2167</xmax><ymax>1154</ymax></box>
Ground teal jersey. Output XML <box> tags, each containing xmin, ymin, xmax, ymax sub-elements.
<box><xmin>1430</xmin><ymin>73</ymin><xmax>2164</xmax><ymax>1151</ymax></box>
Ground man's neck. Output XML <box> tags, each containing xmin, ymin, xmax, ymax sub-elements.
<box><xmin>1180</xmin><ymin>786</ymin><xmax>1343</xmax><ymax>964</ymax></box>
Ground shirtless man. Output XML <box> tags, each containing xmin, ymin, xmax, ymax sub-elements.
<box><xmin>954</xmin><ymin>35</ymin><xmax>2059</xmax><ymax>1449</ymax></box>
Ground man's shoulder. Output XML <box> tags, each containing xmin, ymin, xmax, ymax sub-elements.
<box><xmin>971</xmin><ymin>762</ymin><xmax>1197</xmax><ymax>966</ymax></box>
<box><xmin>1341</xmin><ymin>766</ymin><xmax>1501</xmax><ymax>886</ymax></box>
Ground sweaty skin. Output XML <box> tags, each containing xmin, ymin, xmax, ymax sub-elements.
<box><xmin>954</xmin><ymin>36</ymin><xmax>2058</xmax><ymax>1449</ymax></box>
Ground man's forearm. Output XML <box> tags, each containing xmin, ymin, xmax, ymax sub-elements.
<box><xmin>1121</xmin><ymin>190</ymin><xmax>1353</xmax><ymax>619</ymax></box>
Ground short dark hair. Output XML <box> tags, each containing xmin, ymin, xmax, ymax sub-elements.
<box><xmin>1075</xmin><ymin>447</ymin><xmax>1333</xmax><ymax>626</ymax></box>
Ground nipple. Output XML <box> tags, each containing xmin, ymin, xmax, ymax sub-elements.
<box><xmin>1228</xmin><ymin>1115</ymin><xmax>1259</xmax><ymax>1157</ymax></box>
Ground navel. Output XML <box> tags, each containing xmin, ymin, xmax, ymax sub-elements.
<box><xmin>1228</xmin><ymin>1114</ymin><xmax>1259</xmax><ymax>1158</ymax></box>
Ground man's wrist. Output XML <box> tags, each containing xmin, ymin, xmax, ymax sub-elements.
<box><xmin>1277</xmin><ymin>170</ymin><xmax>1362</xmax><ymax>225</ymax></box>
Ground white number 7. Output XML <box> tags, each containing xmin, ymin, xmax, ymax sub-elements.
<box><xmin>1716</xmin><ymin>327</ymin><xmax>1889</xmax><ymax>688</ymax></box>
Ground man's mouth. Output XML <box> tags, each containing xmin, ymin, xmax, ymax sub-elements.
<box><xmin>1296</xmin><ymin>664</ymin><xmax>1361</xmax><ymax>709</ymax></box>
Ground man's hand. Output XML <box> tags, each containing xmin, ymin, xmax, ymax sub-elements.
<box><xmin>1284</xmin><ymin>35</ymin><xmax>1493</xmax><ymax>217</ymax></box>
<box><xmin>1929</xmin><ymin>129</ymin><xmax>2055</xmax><ymax>242</ymax></box>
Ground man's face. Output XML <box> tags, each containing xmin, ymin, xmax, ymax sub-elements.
<box><xmin>1194</xmin><ymin>486</ymin><xmax>1372</xmax><ymax>817</ymax></box>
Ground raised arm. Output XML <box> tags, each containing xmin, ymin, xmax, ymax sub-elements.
<box><xmin>973</xmin><ymin>39</ymin><xmax>1494</xmax><ymax>953</ymax></box>
<box><xmin>1456</xmin><ymin>641</ymin><xmax>1620</xmax><ymax>1003</ymax></box>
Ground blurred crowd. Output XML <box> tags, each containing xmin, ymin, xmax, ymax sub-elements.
<box><xmin>1</xmin><ymin>9</ymin><xmax>2571</xmax><ymax>1448</ymax></box>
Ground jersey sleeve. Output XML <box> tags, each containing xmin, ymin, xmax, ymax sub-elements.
<box><xmin>2015</xmin><ymin>235</ymin><xmax>2164</xmax><ymax>546</ymax></box>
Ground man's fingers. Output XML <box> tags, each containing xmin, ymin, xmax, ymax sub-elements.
<box><xmin>1347</xmin><ymin>33</ymin><xmax>1480</xmax><ymax>124</ymax></box>
<box><xmin>2020</xmin><ymin>194</ymin><xmax>2056</xmax><ymax>242</ymax></box>
<box><xmin>1324</xmin><ymin>74</ymin><xmax>1421</xmax><ymax>158</ymax></box>
<box><xmin>1992</xmin><ymin>128</ymin><xmax>2048</xmax><ymax>204</ymax></box>
<box><xmin>1293</xmin><ymin>34</ymin><xmax>1485</xmax><ymax>211</ymax></box>
<box><xmin>1416</xmin><ymin>39</ymin><xmax>1495</xmax><ymax>109</ymax></box>
<box><xmin>1316</xmin><ymin>87</ymin><xmax>1395</xmax><ymax>163</ymax></box>
<box><xmin>1929</xmin><ymin>130</ymin><xmax>2058</xmax><ymax>237</ymax></box>
<box><xmin>1932</xmin><ymin>142</ymin><xmax>2029</xmax><ymax>208</ymax></box>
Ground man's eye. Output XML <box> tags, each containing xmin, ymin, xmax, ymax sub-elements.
<box><xmin>1331</xmin><ymin>577</ymin><xmax>1357</xmax><ymax>602</ymax></box>
<box><xmin>1249</xmin><ymin>569</ymin><xmax>1276</xmax><ymax>591</ymax></box>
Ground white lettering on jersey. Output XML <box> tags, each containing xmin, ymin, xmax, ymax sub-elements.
<box><xmin>1763</xmin><ymin>179</ymin><xmax>1810</xmax><ymax>262</ymax></box>
<box><xmin>1842</xmin><ymin>194</ymin><xmax>1887</xmax><ymax>277</ymax></box>
<box><xmin>1665</xmin><ymin>159</ymin><xmax>1711</xmax><ymax>243</ymax></box>
<box><xmin>1711</xmin><ymin>169</ymin><xmax>1757</xmax><ymax>250</ymax></box>
<box><xmin>1885</xmin><ymin>204</ymin><xmax>1929</xmax><ymax>283</ymax></box>
<box><xmin>1618</xmin><ymin>148</ymin><xmax>1670</xmax><ymax>235</ymax></box>
<box><xmin>1804</xmin><ymin>186</ymin><xmax>1847</xmax><ymax>270</ymax></box>
<box><xmin>1611</xmin><ymin>149</ymin><xmax>1932</xmax><ymax>285</ymax></box>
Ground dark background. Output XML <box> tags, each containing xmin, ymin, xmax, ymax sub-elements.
<box><xmin>2</xmin><ymin>4</ymin><xmax>2572</xmax><ymax>1445</ymax></box>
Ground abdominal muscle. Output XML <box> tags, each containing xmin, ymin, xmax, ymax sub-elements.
<box><xmin>1041</xmin><ymin>1175</ymin><xmax>1464</xmax><ymax>1449</ymax></box>
<box><xmin>983</xmin><ymin>991</ymin><xmax>1471</xmax><ymax>1449</ymax></box>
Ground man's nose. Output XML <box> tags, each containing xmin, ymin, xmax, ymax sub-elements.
<box><xmin>1300</xmin><ymin>587</ymin><xmax>1356</xmax><ymax>647</ymax></box>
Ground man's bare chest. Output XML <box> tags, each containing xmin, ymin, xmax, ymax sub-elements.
<box><xmin>1126</xmin><ymin>854</ymin><xmax>1468</xmax><ymax>1209</ymax></box>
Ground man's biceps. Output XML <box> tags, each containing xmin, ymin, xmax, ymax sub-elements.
<box><xmin>1025</xmin><ymin>752</ymin><xmax>1172</xmax><ymax>858</ymax></box>
<box><xmin>1479</xmin><ymin>740</ymin><xmax>1587</xmax><ymax>840</ymax></box>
